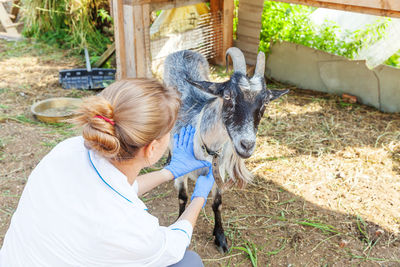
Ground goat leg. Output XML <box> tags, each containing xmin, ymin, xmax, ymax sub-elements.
<box><xmin>212</xmin><ymin>188</ymin><xmax>228</xmax><ymax>253</ymax></box>
<box><xmin>177</xmin><ymin>180</ymin><xmax>188</xmax><ymax>217</ymax></box>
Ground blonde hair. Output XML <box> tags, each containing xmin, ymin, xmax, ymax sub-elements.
<box><xmin>74</xmin><ymin>78</ymin><xmax>180</xmax><ymax>161</ymax></box>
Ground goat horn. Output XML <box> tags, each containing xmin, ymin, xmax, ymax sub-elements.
<box><xmin>225</xmin><ymin>47</ymin><xmax>246</xmax><ymax>75</ymax></box>
<box><xmin>253</xmin><ymin>51</ymin><xmax>265</xmax><ymax>77</ymax></box>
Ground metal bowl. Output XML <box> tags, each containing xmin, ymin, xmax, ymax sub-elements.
<box><xmin>31</xmin><ymin>97</ymin><xmax>82</xmax><ymax>123</ymax></box>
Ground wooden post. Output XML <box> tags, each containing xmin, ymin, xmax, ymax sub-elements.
<box><xmin>235</xmin><ymin>0</ymin><xmax>264</xmax><ymax>65</ymax></box>
<box><xmin>210</xmin><ymin>0</ymin><xmax>234</xmax><ymax>65</ymax></box>
<box><xmin>10</xmin><ymin>0</ymin><xmax>20</xmax><ymax>23</ymax></box>
<box><xmin>112</xmin><ymin>0</ymin><xmax>151</xmax><ymax>79</ymax></box>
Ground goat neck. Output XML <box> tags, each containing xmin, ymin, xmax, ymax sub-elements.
<box><xmin>194</xmin><ymin>98</ymin><xmax>229</xmax><ymax>160</ymax></box>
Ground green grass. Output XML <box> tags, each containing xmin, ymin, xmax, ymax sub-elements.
<box><xmin>0</xmin><ymin>39</ymin><xmax>78</xmax><ymax>61</ymax></box>
<box><xmin>296</xmin><ymin>219</ymin><xmax>340</xmax><ymax>235</ymax></box>
<box><xmin>232</xmin><ymin>240</ymin><xmax>258</xmax><ymax>267</ymax></box>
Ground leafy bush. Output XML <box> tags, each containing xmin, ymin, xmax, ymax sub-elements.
<box><xmin>21</xmin><ymin>0</ymin><xmax>113</xmax><ymax>55</ymax></box>
<box><xmin>259</xmin><ymin>2</ymin><xmax>389</xmax><ymax>60</ymax></box>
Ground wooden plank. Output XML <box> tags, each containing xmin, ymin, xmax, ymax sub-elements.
<box><xmin>142</xmin><ymin>3</ymin><xmax>151</xmax><ymax>77</ymax></box>
<box><xmin>222</xmin><ymin>0</ymin><xmax>234</xmax><ymax>65</ymax></box>
<box><xmin>238</xmin><ymin>11</ymin><xmax>262</xmax><ymax>23</ymax></box>
<box><xmin>235</xmin><ymin>40</ymin><xmax>259</xmax><ymax>53</ymax></box>
<box><xmin>151</xmin><ymin>0</ymin><xmax>206</xmax><ymax>11</ymax></box>
<box><xmin>0</xmin><ymin>31</ymin><xmax>22</xmax><ymax>40</ymax></box>
<box><xmin>10</xmin><ymin>0</ymin><xmax>19</xmax><ymax>23</ymax></box>
<box><xmin>93</xmin><ymin>43</ymin><xmax>116</xmax><ymax>68</ymax></box>
<box><xmin>272</xmin><ymin>0</ymin><xmax>400</xmax><ymax>18</ymax></box>
<box><xmin>124</xmin><ymin>4</ymin><xmax>137</xmax><ymax>77</ymax></box>
<box><xmin>0</xmin><ymin>3</ymin><xmax>18</xmax><ymax>35</ymax></box>
<box><xmin>236</xmin><ymin>26</ymin><xmax>261</xmax><ymax>38</ymax></box>
<box><xmin>235</xmin><ymin>35</ymin><xmax>260</xmax><ymax>46</ymax></box>
<box><xmin>133</xmin><ymin>5</ymin><xmax>146</xmax><ymax>77</ymax></box>
<box><xmin>316</xmin><ymin>0</ymin><xmax>400</xmax><ymax>11</ymax></box>
<box><xmin>239</xmin><ymin>2</ymin><xmax>264</xmax><ymax>13</ymax></box>
<box><xmin>236</xmin><ymin>0</ymin><xmax>264</xmax><ymax>65</ymax></box>
<box><xmin>113</xmin><ymin>0</ymin><xmax>127</xmax><ymax>79</ymax></box>
<box><xmin>123</xmin><ymin>0</ymin><xmax>205</xmax><ymax>10</ymax></box>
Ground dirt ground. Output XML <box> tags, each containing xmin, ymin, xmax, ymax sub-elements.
<box><xmin>0</xmin><ymin>39</ymin><xmax>399</xmax><ymax>266</ymax></box>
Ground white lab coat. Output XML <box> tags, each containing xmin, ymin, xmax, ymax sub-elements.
<box><xmin>0</xmin><ymin>136</ymin><xmax>192</xmax><ymax>267</ymax></box>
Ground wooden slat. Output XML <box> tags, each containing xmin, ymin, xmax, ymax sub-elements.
<box><xmin>272</xmin><ymin>0</ymin><xmax>400</xmax><ymax>18</ymax></box>
<box><xmin>222</xmin><ymin>0</ymin><xmax>234</xmax><ymax>65</ymax></box>
<box><xmin>10</xmin><ymin>0</ymin><xmax>19</xmax><ymax>23</ymax></box>
<box><xmin>133</xmin><ymin>5</ymin><xmax>146</xmax><ymax>77</ymax></box>
<box><xmin>93</xmin><ymin>43</ymin><xmax>116</xmax><ymax>68</ymax></box>
<box><xmin>151</xmin><ymin>0</ymin><xmax>206</xmax><ymax>11</ymax></box>
<box><xmin>236</xmin><ymin>0</ymin><xmax>264</xmax><ymax>65</ymax></box>
<box><xmin>124</xmin><ymin>4</ymin><xmax>136</xmax><ymax>77</ymax></box>
<box><xmin>235</xmin><ymin>40</ymin><xmax>259</xmax><ymax>53</ymax></box>
<box><xmin>236</xmin><ymin>26</ymin><xmax>261</xmax><ymax>39</ymax></box>
<box><xmin>142</xmin><ymin>3</ymin><xmax>151</xmax><ymax>77</ymax></box>
<box><xmin>113</xmin><ymin>0</ymin><xmax>127</xmax><ymax>79</ymax></box>
<box><xmin>123</xmin><ymin>0</ymin><xmax>206</xmax><ymax>10</ymax></box>
<box><xmin>238</xmin><ymin>10</ymin><xmax>262</xmax><ymax>23</ymax></box>
<box><xmin>0</xmin><ymin>3</ymin><xmax>18</xmax><ymax>35</ymax></box>
<box><xmin>316</xmin><ymin>0</ymin><xmax>400</xmax><ymax>11</ymax></box>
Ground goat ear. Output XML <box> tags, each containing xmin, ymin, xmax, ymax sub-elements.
<box><xmin>186</xmin><ymin>79</ymin><xmax>224</xmax><ymax>96</ymax></box>
<box><xmin>269</xmin><ymin>89</ymin><xmax>289</xmax><ymax>101</ymax></box>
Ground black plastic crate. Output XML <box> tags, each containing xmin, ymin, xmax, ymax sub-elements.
<box><xmin>59</xmin><ymin>68</ymin><xmax>116</xmax><ymax>90</ymax></box>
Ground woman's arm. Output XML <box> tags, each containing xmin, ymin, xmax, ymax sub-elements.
<box><xmin>176</xmin><ymin>197</ymin><xmax>205</xmax><ymax>228</ymax></box>
<box><xmin>176</xmin><ymin>170</ymin><xmax>214</xmax><ymax>227</ymax></box>
<box><xmin>136</xmin><ymin>169</ymin><xmax>173</xmax><ymax>196</ymax></box>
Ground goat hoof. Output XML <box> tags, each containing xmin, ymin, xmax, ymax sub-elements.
<box><xmin>214</xmin><ymin>232</ymin><xmax>229</xmax><ymax>253</ymax></box>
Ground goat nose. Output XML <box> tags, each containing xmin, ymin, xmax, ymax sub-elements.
<box><xmin>240</xmin><ymin>139</ymin><xmax>255</xmax><ymax>150</ymax></box>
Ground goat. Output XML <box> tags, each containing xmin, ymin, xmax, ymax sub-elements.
<box><xmin>164</xmin><ymin>48</ymin><xmax>288</xmax><ymax>253</ymax></box>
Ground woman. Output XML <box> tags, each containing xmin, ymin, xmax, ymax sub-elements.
<box><xmin>0</xmin><ymin>79</ymin><xmax>214</xmax><ymax>266</ymax></box>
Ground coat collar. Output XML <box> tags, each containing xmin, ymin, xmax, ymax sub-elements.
<box><xmin>87</xmin><ymin>149</ymin><xmax>147</xmax><ymax>210</ymax></box>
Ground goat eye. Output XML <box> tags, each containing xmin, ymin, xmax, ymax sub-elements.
<box><xmin>224</xmin><ymin>94</ymin><xmax>231</xmax><ymax>101</ymax></box>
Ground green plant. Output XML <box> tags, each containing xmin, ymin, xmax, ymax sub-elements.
<box><xmin>259</xmin><ymin>2</ymin><xmax>390</xmax><ymax>61</ymax></box>
<box><xmin>296</xmin><ymin>219</ymin><xmax>340</xmax><ymax>235</ymax></box>
<box><xmin>232</xmin><ymin>240</ymin><xmax>258</xmax><ymax>267</ymax></box>
<box><xmin>21</xmin><ymin>0</ymin><xmax>113</xmax><ymax>56</ymax></box>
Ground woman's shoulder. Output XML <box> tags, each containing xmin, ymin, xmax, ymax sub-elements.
<box><xmin>52</xmin><ymin>136</ymin><xmax>85</xmax><ymax>153</ymax></box>
<box><xmin>41</xmin><ymin>136</ymin><xmax>86</xmax><ymax>163</ymax></box>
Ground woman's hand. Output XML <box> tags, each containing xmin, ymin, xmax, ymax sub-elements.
<box><xmin>191</xmin><ymin>169</ymin><xmax>215</xmax><ymax>207</ymax></box>
<box><xmin>164</xmin><ymin>125</ymin><xmax>211</xmax><ymax>179</ymax></box>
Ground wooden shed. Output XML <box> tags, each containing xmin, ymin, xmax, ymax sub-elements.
<box><xmin>111</xmin><ymin>0</ymin><xmax>400</xmax><ymax>79</ymax></box>
<box><xmin>111</xmin><ymin>0</ymin><xmax>234</xmax><ymax>79</ymax></box>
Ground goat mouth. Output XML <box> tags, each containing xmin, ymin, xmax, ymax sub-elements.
<box><xmin>235</xmin><ymin>149</ymin><xmax>252</xmax><ymax>159</ymax></box>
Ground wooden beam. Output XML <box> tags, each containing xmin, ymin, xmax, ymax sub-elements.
<box><xmin>210</xmin><ymin>0</ymin><xmax>234</xmax><ymax>65</ymax></box>
<box><xmin>0</xmin><ymin>2</ymin><xmax>19</xmax><ymax>37</ymax></box>
<box><xmin>93</xmin><ymin>43</ymin><xmax>116</xmax><ymax>68</ymax></box>
<box><xmin>10</xmin><ymin>0</ymin><xmax>20</xmax><ymax>23</ymax></box>
<box><xmin>122</xmin><ymin>0</ymin><xmax>206</xmax><ymax>11</ymax></box>
<box><xmin>272</xmin><ymin>0</ymin><xmax>400</xmax><ymax>18</ymax></box>
<box><xmin>113</xmin><ymin>0</ymin><xmax>127</xmax><ymax>79</ymax></box>
<box><xmin>112</xmin><ymin>1</ymin><xmax>151</xmax><ymax>79</ymax></box>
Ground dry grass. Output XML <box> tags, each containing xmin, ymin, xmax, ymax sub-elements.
<box><xmin>248</xmin><ymin>87</ymin><xmax>400</xmax><ymax>235</ymax></box>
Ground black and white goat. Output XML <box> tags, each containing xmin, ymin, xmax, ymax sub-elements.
<box><xmin>164</xmin><ymin>47</ymin><xmax>288</xmax><ymax>253</ymax></box>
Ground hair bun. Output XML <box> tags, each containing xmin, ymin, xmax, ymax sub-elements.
<box><xmin>74</xmin><ymin>96</ymin><xmax>120</xmax><ymax>159</ymax></box>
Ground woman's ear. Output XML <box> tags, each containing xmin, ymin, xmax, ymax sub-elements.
<box><xmin>143</xmin><ymin>139</ymin><xmax>157</xmax><ymax>162</ymax></box>
<box><xmin>143</xmin><ymin>140</ymin><xmax>157</xmax><ymax>164</ymax></box>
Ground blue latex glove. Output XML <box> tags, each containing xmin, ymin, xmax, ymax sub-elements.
<box><xmin>165</xmin><ymin>125</ymin><xmax>211</xmax><ymax>179</ymax></box>
<box><xmin>191</xmin><ymin>168</ymin><xmax>215</xmax><ymax>207</ymax></box>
